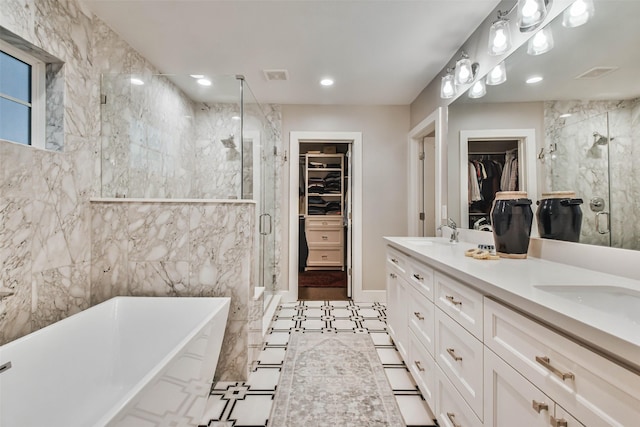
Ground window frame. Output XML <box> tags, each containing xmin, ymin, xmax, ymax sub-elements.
<box><xmin>0</xmin><ymin>38</ymin><xmax>46</xmax><ymax>149</ymax></box>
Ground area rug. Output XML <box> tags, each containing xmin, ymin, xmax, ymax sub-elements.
<box><xmin>298</xmin><ymin>271</ymin><xmax>346</xmax><ymax>288</ymax></box>
<box><xmin>269</xmin><ymin>333</ymin><xmax>405</xmax><ymax>427</ymax></box>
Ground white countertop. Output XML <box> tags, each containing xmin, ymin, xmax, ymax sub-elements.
<box><xmin>384</xmin><ymin>236</ymin><xmax>640</xmax><ymax>372</ymax></box>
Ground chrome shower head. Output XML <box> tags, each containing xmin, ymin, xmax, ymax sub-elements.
<box><xmin>592</xmin><ymin>131</ymin><xmax>613</xmax><ymax>146</ymax></box>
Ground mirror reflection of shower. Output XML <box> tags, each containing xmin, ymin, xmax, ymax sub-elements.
<box><xmin>588</xmin><ymin>131</ymin><xmax>613</xmax><ymax>158</ymax></box>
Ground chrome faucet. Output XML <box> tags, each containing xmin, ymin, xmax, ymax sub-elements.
<box><xmin>438</xmin><ymin>218</ymin><xmax>459</xmax><ymax>243</ymax></box>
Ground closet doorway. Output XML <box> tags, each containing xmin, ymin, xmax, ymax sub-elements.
<box><xmin>459</xmin><ymin>129</ymin><xmax>538</xmax><ymax>231</ymax></box>
<box><xmin>288</xmin><ymin>132</ymin><xmax>362</xmax><ymax>302</ymax></box>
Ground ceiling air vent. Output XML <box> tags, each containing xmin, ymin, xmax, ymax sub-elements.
<box><xmin>575</xmin><ymin>66</ymin><xmax>619</xmax><ymax>80</ymax></box>
<box><xmin>263</xmin><ymin>69</ymin><xmax>289</xmax><ymax>81</ymax></box>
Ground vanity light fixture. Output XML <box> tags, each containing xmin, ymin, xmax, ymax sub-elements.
<box><xmin>468</xmin><ymin>79</ymin><xmax>487</xmax><ymax>99</ymax></box>
<box><xmin>440</xmin><ymin>68</ymin><xmax>456</xmax><ymax>99</ymax></box>
<box><xmin>486</xmin><ymin>62</ymin><xmax>507</xmax><ymax>86</ymax></box>
<box><xmin>488</xmin><ymin>11</ymin><xmax>512</xmax><ymax>56</ymax></box>
<box><xmin>527</xmin><ymin>27</ymin><xmax>554</xmax><ymax>55</ymax></box>
<box><xmin>526</xmin><ymin>75</ymin><xmax>544</xmax><ymax>84</ymax></box>
<box><xmin>517</xmin><ymin>0</ymin><xmax>549</xmax><ymax>32</ymax></box>
<box><xmin>130</xmin><ymin>77</ymin><xmax>144</xmax><ymax>86</ymax></box>
<box><xmin>563</xmin><ymin>0</ymin><xmax>594</xmax><ymax>28</ymax></box>
<box><xmin>454</xmin><ymin>52</ymin><xmax>478</xmax><ymax>85</ymax></box>
<box><xmin>197</xmin><ymin>78</ymin><xmax>212</xmax><ymax>86</ymax></box>
<box><xmin>320</xmin><ymin>78</ymin><xmax>334</xmax><ymax>86</ymax></box>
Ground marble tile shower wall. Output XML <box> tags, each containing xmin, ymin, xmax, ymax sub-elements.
<box><xmin>90</xmin><ymin>200</ymin><xmax>255</xmax><ymax>380</ymax></box>
<box><xmin>544</xmin><ymin>99</ymin><xmax>640</xmax><ymax>249</ymax></box>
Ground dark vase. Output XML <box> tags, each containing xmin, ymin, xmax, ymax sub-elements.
<box><xmin>491</xmin><ymin>191</ymin><xmax>534</xmax><ymax>259</ymax></box>
<box><xmin>536</xmin><ymin>191</ymin><xmax>583</xmax><ymax>242</ymax></box>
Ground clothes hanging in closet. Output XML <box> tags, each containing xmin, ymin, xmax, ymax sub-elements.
<box><xmin>500</xmin><ymin>149</ymin><xmax>518</xmax><ymax>191</ymax></box>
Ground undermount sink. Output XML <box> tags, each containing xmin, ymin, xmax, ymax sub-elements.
<box><xmin>403</xmin><ymin>237</ymin><xmax>454</xmax><ymax>246</ymax></box>
<box><xmin>534</xmin><ymin>285</ymin><xmax>640</xmax><ymax>325</ymax></box>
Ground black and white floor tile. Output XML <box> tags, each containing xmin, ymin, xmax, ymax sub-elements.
<box><xmin>200</xmin><ymin>301</ymin><xmax>436</xmax><ymax>427</ymax></box>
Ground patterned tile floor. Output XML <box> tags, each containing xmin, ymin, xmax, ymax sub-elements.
<box><xmin>200</xmin><ymin>301</ymin><xmax>436</xmax><ymax>427</ymax></box>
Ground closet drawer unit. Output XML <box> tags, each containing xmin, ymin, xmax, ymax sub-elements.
<box><xmin>409</xmin><ymin>329</ymin><xmax>436</xmax><ymax>411</ymax></box>
<box><xmin>307</xmin><ymin>248</ymin><xmax>343</xmax><ymax>266</ymax></box>
<box><xmin>408</xmin><ymin>285</ymin><xmax>435</xmax><ymax>356</ymax></box>
<box><xmin>435</xmin><ymin>272</ymin><xmax>483</xmax><ymax>340</ymax></box>
<box><xmin>305</xmin><ymin>228</ymin><xmax>343</xmax><ymax>246</ymax></box>
<box><xmin>386</xmin><ymin>246</ymin><xmax>408</xmax><ymax>275</ymax></box>
<box><xmin>407</xmin><ymin>258</ymin><xmax>435</xmax><ymax>301</ymax></box>
<box><xmin>306</xmin><ymin>216</ymin><xmax>343</xmax><ymax>228</ymax></box>
<box><xmin>484</xmin><ymin>298</ymin><xmax>640</xmax><ymax>427</ymax></box>
<box><xmin>435</xmin><ymin>366</ymin><xmax>483</xmax><ymax>427</ymax></box>
<box><xmin>435</xmin><ymin>308</ymin><xmax>484</xmax><ymax>419</ymax></box>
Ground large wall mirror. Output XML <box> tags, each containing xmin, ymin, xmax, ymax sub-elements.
<box><xmin>448</xmin><ymin>0</ymin><xmax>639</xmax><ymax>251</ymax></box>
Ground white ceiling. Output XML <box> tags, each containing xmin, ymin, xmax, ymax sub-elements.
<box><xmin>84</xmin><ymin>0</ymin><xmax>501</xmax><ymax>105</ymax></box>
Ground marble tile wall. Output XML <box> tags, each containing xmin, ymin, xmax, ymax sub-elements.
<box><xmin>1</xmin><ymin>0</ymin><xmax>98</xmax><ymax>344</ymax></box>
<box><xmin>544</xmin><ymin>99</ymin><xmax>640</xmax><ymax>250</ymax></box>
<box><xmin>90</xmin><ymin>200</ymin><xmax>255</xmax><ymax>381</ymax></box>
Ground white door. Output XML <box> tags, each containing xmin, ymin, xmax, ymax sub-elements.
<box><xmin>346</xmin><ymin>146</ymin><xmax>353</xmax><ymax>298</ymax></box>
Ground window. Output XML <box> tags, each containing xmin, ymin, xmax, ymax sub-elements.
<box><xmin>0</xmin><ymin>39</ymin><xmax>45</xmax><ymax>148</ymax></box>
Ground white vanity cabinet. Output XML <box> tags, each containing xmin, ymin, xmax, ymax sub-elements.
<box><xmin>385</xmin><ymin>241</ymin><xmax>640</xmax><ymax>427</ymax></box>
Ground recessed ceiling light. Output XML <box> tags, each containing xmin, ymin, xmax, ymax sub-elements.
<box><xmin>526</xmin><ymin>76</ymin><xmax>543</xmax><ymax>84</ymax></box>
<box><xmin>320</xmin><ymin>78</ymin><xmax>334</xmax><ymax>86</ymax></box>
<box><xmin>190</xmin><ymin>74</ymin><xmax>204</xmax><ymax>79</ymax></box>
<box><xmin>197</xmin><ymin>78</ymin><xmax>212</xmax><ymax>86</ymax></box>
<box><xmin>130</xmin><ymin>77</ymin><xmax>144</xmax><ymax>85</ymax></box>
<box><xmin>559</xmin><ymin>113</ymin><xmax>572</xmax><ymax>118</ymax></box>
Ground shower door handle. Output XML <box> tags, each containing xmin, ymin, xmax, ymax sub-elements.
<box><xmin>595</xmin><ymin>211</ymin><xmax>610</xmax><ymax>234</ymax></box>
<box><xmin>260</xmin><ymin>213</ymin><xmax>272</xmax><ymax>235</ymax></box>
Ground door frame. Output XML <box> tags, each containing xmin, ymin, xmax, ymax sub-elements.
<box><xmin>408</xmin><ymin>107</ymin><xmax>447</xmax><ymax>236</ymax></box>
<box><xmin>288</xmin><ymin>131</ymin><xmax>363</xmax><ymax>301</ymax></box>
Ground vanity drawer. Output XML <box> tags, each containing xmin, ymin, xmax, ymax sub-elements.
<box><xmin>305</xmin><ymin>228</ymin><xmax>343</xmax><ymax>246</ymax></box>
<box><xmin>435</xmin><ymin>365</ymin><xmax>483</xmax><ymax>427</ymax></box>
<box><xmin>307</xmin><ymin>248</ymin><xmax>343</xmax><ymax>265</ymax></box>
<box><xmin>408</xmin><ymin>285</ymin><xmax>435</xmax><ymax>356</ymax></box>
<box><xmin>435</xmin><ymin>272</ymin><xmax>483</xmax><ymax>340</ymax></box>
<box><xmin>484</xmin><ymin>298</ymin><xmax>640</xmax><ymax>427</ymax></box>
<box><xmin>408</xmin><ymin>329</ymin><xmax>436</xmax><ymax>411</ymax></box>
<box><xmin>407</xmin><ymin>258</ymin><xmax>435</xmax><ymax>301</ymax></box>
<box><xmin>436</xmin><ymin>308</ymin><xmax>484</xmax><ymax>419</ymax></box>
<box><xmin>306</xmin><ymin>216</ymin><xmax>342</xmax><ymax>228</ymax></box>
<box><xmin>386</xmin><ymin>246</ymin><xmax>408</xmax><ymax>275</ymax></box>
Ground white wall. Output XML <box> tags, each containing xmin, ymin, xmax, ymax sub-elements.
<box><xmin>447</xmin><ymin>101</ymin><xmax>544</xmax><ymax>225</ymax></box>
<box><xmin>281</xmin><ymin>105</ymin><xmax>410</xmax><ymax>292</ymax></box>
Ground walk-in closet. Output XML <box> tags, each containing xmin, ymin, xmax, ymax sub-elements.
<box><xmin>467</xmin><ymin>140</ymin><xmax>519</xmax><ymax>229</ymax></box>
<box><xmin>298</xmin><ymin>143</ymin><xmax>351</xmax><ymax>300</ymax></box>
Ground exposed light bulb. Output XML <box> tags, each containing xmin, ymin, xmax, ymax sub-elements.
<box><xmin>486</xmin><ymin>62</ymin><xmax>507</xmax><ymax>86</ymax></box>
<box><xmin>518</xmin><ymin>0</ymin><xmax>548</xmax><ymax>31</ymax></box>
<box><xmin>527</xmin><ymin>27</ymin><xmax>554</xmax><ymax>55</ymax></box>
<box><xmin>563</xmin><ymin>0</ymin><xmax>594</xmax><ymax>27</ymax></box>
<box><xmin>488</xmin><ymin>18</ymin><xmax>512</xmax><ymax>56</ymax></box>
<box><xmin>454</xmin><ymin>53</ymin><xmax>475</xmax><ymax>85</ymax></box>
<box><xmin>440</xmin><ymin>72</ymin><xmax>456</xmax><ymax>99</ymax></box>
<box><xmin>468</xmin><ymin>80</ymin><xmax>486</xmax><ymax>99</ymax></box>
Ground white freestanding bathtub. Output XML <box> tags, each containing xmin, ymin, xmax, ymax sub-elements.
<box><xmin>0</xmin><ymin>296</ymin><xmax>230</xmax><ymax>427</ymax></box>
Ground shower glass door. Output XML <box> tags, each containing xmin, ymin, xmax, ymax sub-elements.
<box><xmin>243</xmin><ymin>81</ymin><xmax>278</xmax><ymax>305</ymax></box>
<box><xmin>549</xmin><ymin>111</ymin><xmax>611</xmax><ymax>247</ymax></box>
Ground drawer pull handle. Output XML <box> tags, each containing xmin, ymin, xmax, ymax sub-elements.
<box><xmin>446</xmin><ymin>348</ymin><xmax>463</xmax><ymax>362</ymax></box>
<box><xmin>446</xmin><ymin>295</ymin><xmax>462</xmax><ymax>306</ymax></box>
<box><xmin>446</xmin><ymin>412</ymin><xmax>462</xmax><ymax>427</ymax></box>
<box><xmin>391</xmin><ymin>258</ymin><xmax>399</xmax><ymax>264</ymax></box>
<box><xmin>414</xmin><ymin>360</ymin><xmax>425</xmax><ymax>372</ymax></box>
<box><xmin>550</xmin><ymin>416</ymin><xmax>568</xmax><ymax>427</ymax></box>
<box><xmin>322</xmin><ymin>235</ymin><xmax>328</xmax><ymax>240</ymax></box>
<box><xmin>414</xmin><ymin>312</ymin><xmax>424</xmax><ymax>320</ymax></box>
<box><xmin>322</xmin><ymin>255</ymin><xmax>328</xmax><ymax>260</ymax></box>
<box><xmin>413</xmin><ymin>273</ymin><xmax>424</xmax><ymax>281</ymax></box>
<box><xmin>389</xmin><ymin>273</ymin><xmax>397</xmax><ymax>279</ymax></box>
<box><xmin>535</xmin><ymin>356</ymin><xmax>575</xmax><ymax>381</ymax></box>
<box><xmin>532</xmin><ymin>400</ymin><xmax>549</xmax><ymax>413</ymax></box>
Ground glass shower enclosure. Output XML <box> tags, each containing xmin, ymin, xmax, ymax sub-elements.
<box><xmin>546</xmin><ymin>99</ymin><xmax>640</xmax><ymax>250</ymax></box>
<box><xmin>99</xmin><ymin>73</ymin><xmax>279</xmax><ymax>302</ymax></box>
